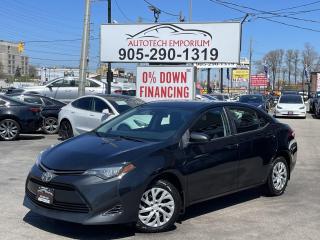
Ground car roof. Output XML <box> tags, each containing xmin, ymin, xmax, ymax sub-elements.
<box><xmin>141</xmin><ymin>100</ymin><xmax>262</xmax><ymax>111</ymax></box>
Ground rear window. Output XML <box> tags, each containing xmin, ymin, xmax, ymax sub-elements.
<box><xmin>279</xmin><ymin>95</ymin><xmax>303</xmax><ymax>104</ymax></box>
<box><xmin>107</xmin><ymin>97</ymin><xmax>144</xmax><ymax>114</ymax></box>
<box><xmin>239</xmin><ymin>95</ymin><xmax>263</xmax><ymax>103</ymax></box>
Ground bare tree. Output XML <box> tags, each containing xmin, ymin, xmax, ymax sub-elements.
<box><xmin>293</xmin><ymin>50</ymin><xmax>299</xmax><ymax>85</ymax></box>
<box><xmin>263</xmin><ymin>50</ymin><xmax>280</xmax><ymax>90</ymax></box>
<box><xmin>285</xmin><ymin>49</ymin><xmax>295</xmax><ymax>85</ymax></box>
<box><xmin>302</xmin><ymin>43</ymin><xmax>318</xmax><ymax>72</ymax></box>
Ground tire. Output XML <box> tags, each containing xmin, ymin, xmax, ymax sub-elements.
<box><xmin>42</xmin><ymin>117</ymin><xmax>59</xmax><ymax>134</ymax></box>
<box><xmin>265</xmin><ymin>156</ymin><xmax>289</xmax><ymax>196</ymax></box>
<box><xmin>0</xmin><ymin>119</ymin><xmax>20</xmax><ymax>141</ymax></box>
<box><xmin>136</xmin><ymin>180</ymin><xmax>181</xmax><ymax>233</ymax></box>
<box><xmin>59</xmin><ymin>119</ymin><xmax>73</xmax><ymax>140</ymax></box>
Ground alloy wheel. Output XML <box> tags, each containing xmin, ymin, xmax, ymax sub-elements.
<box><xmin>43</xmin><ymin>117</ymin><xmax>58</xmax><ymax>134</ymax></box>
<box><xmin>272</xmin><ymin>162</ymin><xmax>288</xmax><ymax>191</ymax></box>
<box><xmin>138</xmin><ymin>187</ymin><xmax>175</xmax><ymax>228</ymax></box>
<box><xmin>0</xmin><ymin>120</ymin><xmax>19</xmax><ymax>140</ymax></box>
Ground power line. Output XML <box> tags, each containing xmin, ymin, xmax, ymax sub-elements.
<box><xmin>208</xmin><ymin>0</ymin><xmax>320</xmax><ymax>33</ymax></box>
<box><xmin>25</xmin><ymin>49</ymin><xmax>80</xmax><ymax>57</ymax></box>
<box><xmin>142</xmin><ymin>0</ymin><xmax>180</xmax><ymax>16</ymax></box>
<box><xmin>114</xmin><ymin>0</ymin><xmax>134</xmax><ymax>22</ymax></box>
<box><xmin>213</xmin><ymin>0</ymin><xmax>320</xmax><ymax>24</ymax></box>
<box><xmin>24</xmin><ymin>37</ymin><xmax>98</xmax><ymax>43</ymax></box>
<box><xmin>29</xmin><ymin>57</ymin><xmax>79</xmax><ymax>62</ymax></box>
<box><xmin>264</xmin><ymin>0</ymin><xmax>320</xmax><ymax>13</ymax></box>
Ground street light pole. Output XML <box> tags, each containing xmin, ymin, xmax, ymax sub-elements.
<box><xmin>78</xmin><ymin>0</ymin><xmax>91</xmax><ymax>97</ymax></box>
<box><xmin>248</xmin><ymin>37</ymin><xmax>253</xmax><ymax>94</ymax></box>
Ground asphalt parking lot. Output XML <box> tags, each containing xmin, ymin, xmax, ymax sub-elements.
<box><xmin>0</xmin><ymin>114</ymin><xmax>319</xmax><ymax>240</ymax></box>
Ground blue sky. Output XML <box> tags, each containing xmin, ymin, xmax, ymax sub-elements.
<box><xmin>0</xmin><ymin>0</ymin><xmax>319</xmax><ymax>74</ymax></box>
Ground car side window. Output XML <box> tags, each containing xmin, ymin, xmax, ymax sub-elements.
<box><xmin>228</xmin><ymin>107</ymin><xmax>264</xmax><ymax>133</ymax></box>
<box><xmin>72</xmin><ymin>97</ymin><xmax>92</xmax><ymax>111</ymax></box>
<box><xmin>190</xmin><ymin>107</ymin><xmax>229</xmax><ymax>140</ymax></box>
<box><xmin>92</xmin><ymin>98</ymin><xmax>112</xmax><ymax>113</ymax></box>
<box><xmin>22</xmin><ymin>96</ymin><xmax>42</xmax><ymax>105</ymax></box>
<box><xmin>86</xmin><ymin>80</ymin><xmax>100</xmax><ymax>88</ymax></box>
<box><xmin>41</xmin><ymin>98</ymin><xmax>54</xmax><ymax>106</ymax></box>
<box><xmin>50</xmin><ymin>79</ymin><xmax>64</xmax><ymax>87</ymax></box>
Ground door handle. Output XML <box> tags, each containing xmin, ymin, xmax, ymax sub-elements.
<box><xmin>71</xmin><ymin>111</ymin><xmax>75</xmax><ymax>114</ymax></box>
<box><xmin>88</xmin><ymin>89</ymin><xmax>95</xmax><ymax>92</ymax></box>
<box><xmin>226</xmin><ymin>144</ymin><xmax>239</xmax><ymax>150</ymax></box>
<box><xmin>89</xmin><ymin>114</ymin><xmax>95</xmax><ymax>117</ymax></box>
<box><xmin>65</xmin><ymin>90</ymin><xmax>72</xmax><ymax>92</ymax></box>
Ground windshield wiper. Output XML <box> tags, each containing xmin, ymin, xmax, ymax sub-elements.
<box><xmin>117</xmin><ymin>135</ymin><xmax>145</xmax><ymax>142</ymax></box>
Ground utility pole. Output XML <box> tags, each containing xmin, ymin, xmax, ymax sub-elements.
<box><xmin>189</xmin><ymin>0</ymin><xmax>192</xmax><ymax>22</ymax></box>
<box><xmin>220</xmin><ymin>68</ymin><xmax>223</xmax><ymax>93</ymax></box>
<box><xmin>106</xmin><ymin>0</ymin><xmax>113</xmax><ymax>94</ymax></box>
<box><xmin>248</xmin><ymin>37</ymin><xmax>253</xmax><ymax>94</ymax></box>
<box><xmin>207</xmin><ymin>68</ymin><xmax>211</xmax><ymax>94</ymax></box>
<box><xmin>78</xmin><ymin>0</ymin><xmax>91</xmax><ymax>97</ymax></box>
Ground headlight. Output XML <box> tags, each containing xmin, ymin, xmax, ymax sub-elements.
<box><xmin>277</xmin><ymin>105</ymin><xmax>282</xmax><ymax>109</ymax></box>
<box><xmin>84</xmin><ymin>163</ymin><xmax>135</xmax><ymax>180</ymax></box>
<box><xmin>299</xmin><ymin>106</ymin><xmax>305</xmax><ymax>109</ymax></box>
<box><xmin>258</xmin><ymin>105</ymin><xmax>262</xmax><ymax>108</ymax></box>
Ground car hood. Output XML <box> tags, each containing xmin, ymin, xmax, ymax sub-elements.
<box><xmin>41</xmin><ymin>133</ymin><xmax>165</xmax><ymax>171</ymax></box>
<box><xmin>277</xmin><ymin>103</ymin><xmax>305</xmax><ymax>110</ymax></box>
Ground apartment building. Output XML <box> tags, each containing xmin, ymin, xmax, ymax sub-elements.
<box><xmin>0</xmin><ymin>40</ymin><xmax>29</xmax><ymax>76</ymax></box>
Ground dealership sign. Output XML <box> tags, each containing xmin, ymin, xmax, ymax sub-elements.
<box><xmin>101</xmin><ymin>23</ymin><xmax>241</xmax><ymax>63</ymax></box>
<box><xmin>232</xmin><ymin>69</ymin><xmax>249</xmax><ymax>82</ymax></box>
<box><xmin>136</xmin><ymin>66</ymin><xmax>194</xmax><ymax>101</ymax></box>
<box><xmin>251</xmin><ymin>74</ymin><xmax>268</xmax><ymax>87</ymax></box>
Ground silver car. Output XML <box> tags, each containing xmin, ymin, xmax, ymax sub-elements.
<box><xmin>13</xmin><ymin>77</ymin><xmax>121</xmax><ymax>103</ymax></box>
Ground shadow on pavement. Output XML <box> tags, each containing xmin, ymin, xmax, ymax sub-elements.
<box><xmin>23</xmin><ymin>211</ymin><xmax>136</xmax><ymax>239</ymax></box>
<box><xmin>181</xmin><ymin>187</ymin><xmax>262</xmax><ymax>222</ymax></box>
<box><xmin>23</xmin><ymin>188</ymin><xmax>262</xmax><ymax>239</ymax></box>
<box><xmin>18</xmin><ymin>135</ymin><xmax>45</xmax><ymax>140</ymax></box>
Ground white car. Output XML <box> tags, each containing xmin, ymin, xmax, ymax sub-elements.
<box><xmin>7</xmin><ymin>77</ymin><xmax>122</xmax><ymax>103</ymax></box>
<box><xmin>274</xmin><ymin>94</ymin><xmax>306</xmax><ymax>118</ymax></box>
<box><xmin>58</xmin><ymin>95</ymin><xmax>144</xmax><ymax>139</ymax></box>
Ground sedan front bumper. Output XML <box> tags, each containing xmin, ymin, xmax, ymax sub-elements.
<box><xmin>23</xmin><ymin>164</ymin><xmax>147</xmax><ymax>225</ymax></box>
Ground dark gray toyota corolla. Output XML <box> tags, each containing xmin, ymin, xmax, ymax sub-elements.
<box><xmin>24</xmin><ymin>101</ymin><xmax>297</xmax><ymax>232</ymax></box>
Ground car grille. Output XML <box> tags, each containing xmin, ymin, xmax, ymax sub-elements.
<box><xmin>26</xmin><ymin>177</ymin><xmax>90</xmax><ymax>213</ymax></box>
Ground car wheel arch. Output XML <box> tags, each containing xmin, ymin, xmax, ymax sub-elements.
<box><xmin>146</xmin><ymin>171</ymin><xmax>186</xmax><ymax>213</ymax></box>
<box><xmin>272</xmin><ymin>151</ymin><xmax>291</xmax><ymax>179</ymax></box>
<box><xmin>0</xmin><ymin>115</ymin><xmax>21</xmax><ymax>129</ymax></box>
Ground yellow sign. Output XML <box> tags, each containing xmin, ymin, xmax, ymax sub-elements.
<box><xmin>18</xmin><ymin>42</ymin><xmax>24</xmax><ymax>53</ymax></box>
<box><xmin>232</xmin><ymin>69</ymin><xmax>249</xmax><ymax>81</ymax></box>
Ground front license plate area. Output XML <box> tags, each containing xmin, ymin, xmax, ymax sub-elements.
<box><xmin>288</xmin><ymin>111</ymin><xmax>293</xmax><ymax>115</ymax></box>
<box><xmin>36</xmin><ymin>186</ymin><xmax>54</xmax><ymax>204</ymax></box>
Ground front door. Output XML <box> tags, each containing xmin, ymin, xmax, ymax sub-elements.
<box><xmin>184</xmin><ymin>107</ymin><xmax>239</xmax><ymax>203</ymax></box>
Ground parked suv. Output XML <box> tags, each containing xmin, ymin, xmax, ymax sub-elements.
<box><xmin>6</xmin><ymin>77</ymin><xmax>121</xmax><ymax>103</ymax></box>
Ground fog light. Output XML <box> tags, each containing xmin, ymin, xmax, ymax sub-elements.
<box><xmin>102</xmin><ymin>205</ymin><xmax>123</xmax><ymax>216</ymax></box>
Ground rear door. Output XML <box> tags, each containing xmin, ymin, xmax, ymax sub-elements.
<box><xmin>226</xmin><ymin>106</ymin><xmax>277</xmax><ymax>188</ymax></box>
<box><xmin>185</xmin><ymin>107</ymin><xmax>239</xmax><ymax>203</ymax></box>
<box><xmin>72</xmin><ymin>97</ymin><xmax>94</xmax><ymax>134</ymax></box>
<box><xmin>54</xmin><ymin>78</ymin><xmax>78</xmax><ymax>102</ymax></box>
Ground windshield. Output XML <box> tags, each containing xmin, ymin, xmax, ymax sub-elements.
<box><xmin>239</xmin><ymin>95</ymin><xmax>263</xmax><ymax>103</ymax></box>
<box><xmin>279</xmin><ymin>95</ymin><xmax>303</xmax><ymax>104</ymax></box>
<box><xmin>106</xmin><ymin>97</ymin><xmax>144</xmax><ymax>113</ymax></box>
<box><xmin>95</xmin><ymin>107</ymin><xmax>192</xmax><ymax>141</ymax></box>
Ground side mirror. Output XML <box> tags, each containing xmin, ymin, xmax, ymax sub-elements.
<box><xmin>47</xmin><ymin>84</ymin><xmax>53</xmax><ymax>89</ymax></box>
<box><xmin>102</xmin><ymin>109</ymin><xmax>111</xmax><ymax>115</ymax></box>
<box><xmin>190</xmin><ymin>132</ymin><xmax>209</xmax><ymax>143</ymax></box>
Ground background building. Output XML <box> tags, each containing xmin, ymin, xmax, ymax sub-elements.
<box><xmin>36</xmin><ymin>67</ymin><xmax>80</xmax><ymax>83</ymax></box>
<box><xmin>0</xmin><ymin>40</ymin><xmax>29</xmax><ymax>76</ymax></box>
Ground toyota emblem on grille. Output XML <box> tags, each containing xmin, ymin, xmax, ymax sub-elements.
<box><xmin>41</xmin><ymin>172</ymin><xmax>55</xmax><ymax>183</ymax></box>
